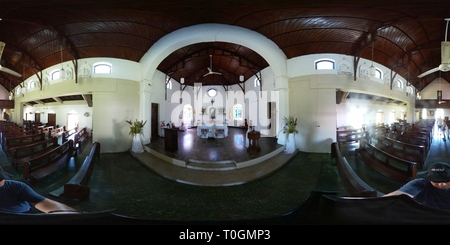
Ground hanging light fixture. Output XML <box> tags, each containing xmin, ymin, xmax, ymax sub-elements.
<box><xmin>8</xmin><ymin>81</ymin><xmax>12</xmax><ymax>100</ymax></box>
<box><xmin>438</xmin><ymin>71</ymin><xmax>446</xmax><ymax>104</ymax></box>
<box><xmin>369</xmin><ymin>41</ymin><xmax>376</xmax><ymax>77</ymax></box>
<box><xmin>60</xmin><ymin>43</ymin><xmax>66</xmax><ymax>80</ymax></box>
<box><xmin>438</xmin><ymin>90</ymin><xmax>443</xmax><ymax>101</ymax></box>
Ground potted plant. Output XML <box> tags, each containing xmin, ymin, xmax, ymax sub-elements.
<box><xmin>282</xmin><ymin>116</ymin><xmax>298</xmax><ymax>154</ymax></box>
<box><xmin>126</xmin><ymin>119</ymin><xmax>147</xmax><ymax>136</ymax></box>
<box><xmin>126</xmin><ymin>119</ymin><xmax>147</xmax><ymax>153</ymax></box>
<box><xmin>282</xmin><ymin>116</ymin><xmax>298</xmax><ymax>136</ymax></box>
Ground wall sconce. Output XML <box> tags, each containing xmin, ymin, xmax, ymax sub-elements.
<box><xmin>180</xmin><ymin>77</ymin><xmax>184</xmax><ymax>84</ymax></box>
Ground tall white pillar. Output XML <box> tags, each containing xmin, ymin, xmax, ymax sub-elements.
<box><xmin>273</xmin><ymin>75</ymin><xmax>289</xmax><ymax>145</ymax></box>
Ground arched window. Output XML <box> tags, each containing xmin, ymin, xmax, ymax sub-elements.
<box><xmin>67</xmin><ymin>111</ymin><xmax>79</xmax><ymax>131</ymax></box>
<box><xmin>376</xmin><ymin>110</ymin><xmax>384</xmax><ymax>125</ymax></box>
<box><xmin>315</xmin><ymin>59</ymin><xmax>335</xmax><ymax>70</ymax></box>
<box><xmin>27</xmin><ymin>80</ymin><xmax>37</xmax><ymax>90</ymax></box>
<box><xmin>93</xmin><ymin>62</ymin><xmax>112</xmax><ymax>74</ymax></box>
<box><xmin>395</xmin><ymin>80</ymin><xmax>404</xmax><ymax>89</ymax></box>
<box><xmin>51</xmin><ymin>69</ymin><xmax>63</xmax><ymax>80</ymax></box>
<box><xmin>182</xmin><ymin>104</ymin><xmax>193</xmax><ymax>126</ymax></box>
<box><xmin>254</xmin><ymin>78</ymin><xmax>260</xmax><ymax>87</ymax></box>
<box><xmin>389</xmin><ymin>110</ymin><xmax>396</xmax><ymax>124</ymax></box>
<box><xmin>406</xmin><ymin>86</ymin><xmax>414</xmax><ymax>96</ymax></box>
<box><xmin>233</xmin><ymin>104</ymin><xmax>243</xmax><ymax>121</ymax></box>
<box><xmin>374</xmin><ymin>68</ymin><xmax>382</xmax><ymax>79</ymax></box>
<box><xmin>166</xmin><ymin>80</ymin><xmax>172</xmax><ymax>89</ymax></box>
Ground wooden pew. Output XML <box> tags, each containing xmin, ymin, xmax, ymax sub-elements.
<box><xmin>376</xmin><ymin>136</ymin><xmax>427</xmax><ymax>169</ymax></box>
<box><xmin>49</xmin><ymin>142</ymin><xmax>100</xmax><ymax>201</ymax></box>
<box><xmin>70</xmin><ymin>127</ymin><xmax>89</xmax><ymax>149</ymax></box>
<box><xmin>331</xmin><ymin>142</ymin><xmax>382</xmax><ymax>197</ymax></box>
<box><xmin>38</xmin><ymin>125</ymin><xmax>55</xmax><ymax>139</ymax></box>
<box><xmin>22</xmin><ymin>139</ymin><xmax>75</xmax><ymax>186</ymax></box>
<box><xmin>51</xmin><ymin>126</ymin><xmax>67</xmax><ymax>138</ymax></box>
<box><xmin>0</xmin><ymin>128</ymin><xmax>34</xmax><ymax>145</ymax></box>
<box><xmin>355</xmin><ymin>139</ymin><xmax>417</xmax><ymax>184</ymax></box>
<box><xmin>2</xmin><ymin>132</ymin><xmax>46</xmax><ymax>156</ymax></box>
<box><xmin>10</xmin><ymin>137</ymin><xmax>60</xmax><ymax>170</ymax></box>
<box><xmin>383</xmin><ymin>132</ymin><xmax>430</xmax><ymax>154</ymax></box>
<box><xmin>402</xmin><ymin>130</ymin><xmax>432</xmax><ymax>145</ymax></box>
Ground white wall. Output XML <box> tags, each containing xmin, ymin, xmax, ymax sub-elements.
<box><xmin>12</xmin><ymin>59</ymin><xmax>141</xmax><ymax>153</ymax></box>
<box><xmin>9</xmin><ymin>50</ymin><xmax>419</xmax><ymax>154</ymax></box>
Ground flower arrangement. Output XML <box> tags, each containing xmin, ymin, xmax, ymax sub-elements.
<box><xmin>126</xmin><ymin>119</ymin><xmax>147</xmax><ymax>136</ymax></box>
<box><xmin>201</xmin><ymin>107</ymin><xmax>207</xmax><ymax>115</ymax></box>
<box><xmin>282</xmin><ymin>116</ymin><xmax>298</xmax><ymax>135</ymax></box>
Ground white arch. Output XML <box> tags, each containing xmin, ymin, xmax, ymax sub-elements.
<box><xmin>140</xmin><ymin>23</ymin><xmax>287</xmax><ymax>82</ymax></box>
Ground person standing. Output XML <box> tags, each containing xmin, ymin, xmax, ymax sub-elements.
<box><xmin>437</xmin><ymin>116</ymin><xmax>446</xmax><ymax>141</ymax></box>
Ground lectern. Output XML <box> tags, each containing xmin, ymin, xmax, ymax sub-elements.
<box><xmin>164</xmin><ymin>128</ymin><xmax>178</xmax><ymax>151</ymax></box>
<box><xmin>247</xmin><ymin>130</ymin><xmax>261</xmax><ymax>153</ymax></box>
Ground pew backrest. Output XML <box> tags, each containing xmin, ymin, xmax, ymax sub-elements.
<box><xmin>331</xmin><ymin>142</ymin><xmax>381</xmax><ymax>197</ymax></box>
<box><xmin>11</xmin><ymin>137</ymin><xmax>60</xmax><ymax>169</ymax></box>
<box><xmin>49</xmin><ymin>142</ymin><xmax>100</xmax><ymax>200</ymax></box>
<box><xmin>22</xmin><ymin>139</ymin><xmax>75</xmax><ymax>185</ymax></box>
<box><xmin>356</xmin><ymin>139</ymin><xmax>417</xmax><ymax>183</ymax></box>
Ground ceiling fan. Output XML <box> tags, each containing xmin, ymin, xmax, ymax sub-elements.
<box><xmin>418</xmin><ymin>18</ymin><xmax>450</xmax><ymax>78</ymax></box>
<box><xmin>203</xmin><ymin>55</ymin><xmax>222</xmax><ymax>77</ymax></box>
<box><xmin>0</xmin><ymin>42</ymin><xmax>22</xmax><ymax>77</ymax></box>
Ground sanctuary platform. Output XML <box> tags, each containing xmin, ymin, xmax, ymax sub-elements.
<box><xmin>135</xmin><ymin>126</ymin><xmax>297</xmax><ymax>186</ymax></box>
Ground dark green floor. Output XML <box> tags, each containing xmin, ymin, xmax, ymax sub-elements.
<box><xmin>0</xmin><ymin>136</ymin><xmax>342</xmax><ymax>221</ymax></box>
<box><xmin>7</xmin><ymin>127</ymin><xmax>447</xmax><ymax>221</ymax></box>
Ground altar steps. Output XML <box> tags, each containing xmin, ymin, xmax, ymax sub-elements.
<box><xmin>186</xmin><ymin>159</ymin><xmax>237</xmax><ymax>171</ymax></box>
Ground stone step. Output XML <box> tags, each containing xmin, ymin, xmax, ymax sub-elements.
<box><xmin>186</xmin><ymin>159</ymin><xmax>237</xmax><ymax>171</ymax></box>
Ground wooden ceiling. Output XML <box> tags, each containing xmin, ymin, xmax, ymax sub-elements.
<box><xmin>0</xmin><ymin>0</ymin><xmax>450</xmax><ymax>94</ymax></box>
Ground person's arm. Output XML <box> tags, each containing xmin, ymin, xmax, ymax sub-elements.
<box><xmin>33</xmin><ymin>198</ymin><xmax>79</xmax><ymax>214</ymax></box>
<box><xmin>383</xmin><ymin>190</ymin><xmax>414</xmax><ymax>198</ymax></box>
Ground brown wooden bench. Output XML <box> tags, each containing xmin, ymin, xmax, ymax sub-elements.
<box><xmin>383</xmin><ymin>132</ymin><xmax>430</xmax><ymax>154</ymax></box>
<box><xmin>49</xmin><ymin>142</ymin><xmax>100</xmax><ymax>201</ymax></box>
<box><xmin>70</xmin><ymin>127</ymin><xmax>89</xmax><ymax>149</ymax></box>
<box><xmin>10</xmin><ymin>136</ymin><xmax>60</xmax><ymax>170</ymax></box>
<box><xmin>401</xmin><ymin>130</ymin><xmax>432</xmax><ymax>145</ymax></box>
<box><xmin>331</xmin><ymin>142</ymin><xmax>382</xmax><ymax>197</ymax></box>
<box><xmin>355</xmin><ymin>139</ymin><xmax>417</xmax><ymax>184</ymax></box>
<box><xmin>51</xmin><ymin>126</ymin><xmax>67</xmax><ymax>138</ymax></box>
<box><xmin>376</xmin><ymin>136</ymin><xmax>427</xmax><ymax>169</ymax></box>
<box><xmin>3</xmin><ymin>132</ymin><xmax>46</xmax><ymax>156</ymax></box>
<box><xmin>0</xmin><ymin>128</ymin><xmax>34</xmax><ymax>145</ymax></box>
<box><xmin>336</xmin><ymin>129</ymin><xmax>367</xmax><ymax>146</ymax></box>
<box><xmin>38</xmin><ymin>125</ymin><xmax>55</xmax><ymax>139</ymax></box>
<box><xmin>22</xmin><ymin>139</ymin><xmax>75</xmax><ymax>186</ymax></box>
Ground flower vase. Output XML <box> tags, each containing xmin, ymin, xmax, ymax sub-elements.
<box><xmin>131</xmin><ymin>134</ymin><xmax>144</xmax><ymax>153</ymax></box>
<box><xmin>284</xmin><ymin>133</ymin><xmax>296</xmax><ymax>154</ymax></box>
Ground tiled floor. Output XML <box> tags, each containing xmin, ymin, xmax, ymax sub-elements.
<box><xmin>146</xmin><ymin>126</ymin><xmax>283</xmax><ymax>163</ymax></box>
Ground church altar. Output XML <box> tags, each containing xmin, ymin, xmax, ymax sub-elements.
<box><xmin>197</xmin><ymin>124</ymin><xmax>228</xmax><ymax>138</ymax></box>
